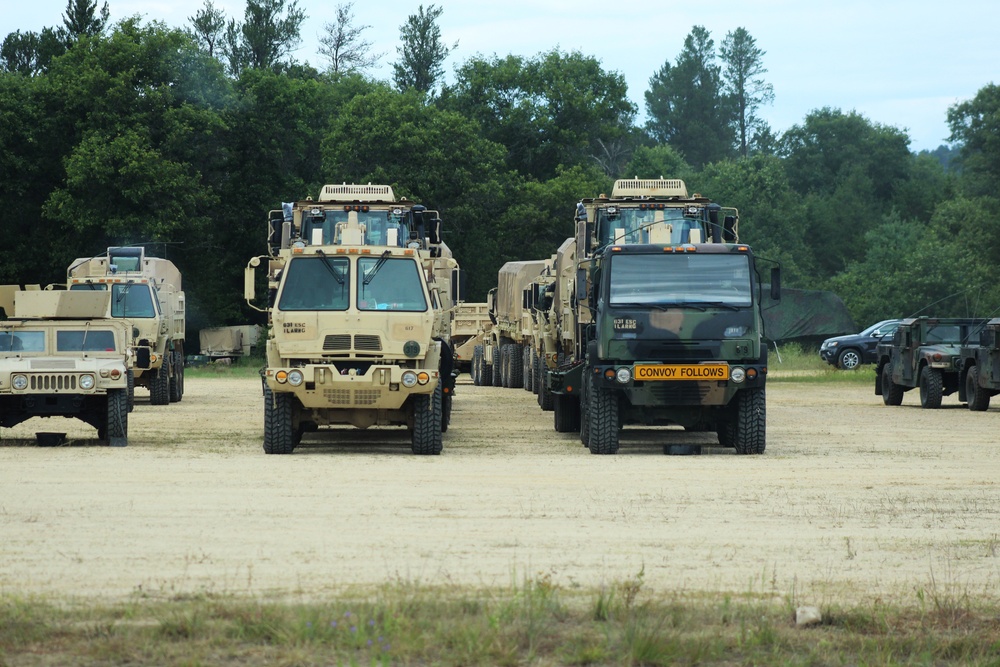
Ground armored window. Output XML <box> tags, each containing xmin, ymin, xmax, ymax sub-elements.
<box><xmin>56</xmin><ymin>330</ymin><xmax>117</xmax><ymax>352</ymax></box>
<box><xmin>277</xmin><ymin>256</ymin><xmax>350</xmax><ymax>311</ymax></box>
<box><xmin>0</xmin><ymin>331</ymin><xmax>45</xmax><ymax>352</ymax></box>
<box><xmin>356</xmin><ymin>257</ymin><xmax>428</xmax><ymax>312</ymax></box>
<box><xmin>109</xmin><ymin>284</ymin><xmax>158</xmax><ymax>318</ymax></box>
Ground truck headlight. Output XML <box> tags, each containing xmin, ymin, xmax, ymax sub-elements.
<box><xmin>416</xmin><ymin>371</ymin><xmax>430</xmax><ymax>385</ymax></box>
<box><xmin>287</xmin><ymin>370</ymin><xmax>304</xmax><ymax>386</ymax></box>
<box><xmin>730</xmin><ymin>367</ymin><xmax>746</xmax><ymax>383</ymax></box>
<box><xmin>12</xmin><ymin>374</ymin><xmax>27</xmax><ymax>390</ymax></box>
<box><xmin>615</xmin><ymin>367</ymin><xmax>632</xmax><ymax>384</ymax></box>
<box><xmin>401</xmin><ymin>371</ymin><xmax>418</xmax><ymax>387</ymax></box>
<box><xmin>79</xmin><ymin>374</ymin><xmax>96</xmax><ymax>390</ymax></box>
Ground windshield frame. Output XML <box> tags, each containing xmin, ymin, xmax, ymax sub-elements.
<box><xmin>606</xmin><ymin>252</ymin><xmax>754</xmax><ymax>309</ymax></box>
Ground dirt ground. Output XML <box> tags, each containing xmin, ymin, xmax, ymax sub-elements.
<box><xmin>1</xmin><ymin>374</ymin><xmax>999</xmax><ymax>606</ymax></box>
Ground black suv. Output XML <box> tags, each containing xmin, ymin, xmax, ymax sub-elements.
<box><xmin>820</xmin><ymin>319</ymin><xmax>901</xmax><ymax>370</ymax></box>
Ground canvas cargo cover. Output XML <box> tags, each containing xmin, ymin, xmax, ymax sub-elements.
<box><xmin>760</xmin><ymin>286</ymin><xmax>855</xmax><ymax>342</ymax></box>
<box><xmin>200</xmin><ymin>325</ymin><xmax>261</xmax><ymax>356</ymax></box>
<box><xmin>496</xmin><ymin>260</ymin><xmax>548</xmax><ymax>322</ymax></box>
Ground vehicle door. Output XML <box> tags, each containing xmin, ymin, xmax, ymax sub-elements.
<box><xmin>895</xmin><ymin>326</ymin><xmax>916</xmax><ymax>384</ymax></box>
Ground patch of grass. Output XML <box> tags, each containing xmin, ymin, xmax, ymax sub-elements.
<box><xmin>185</xmin><ymin>358</ymin><xmax>265</xmax><ymax>379</ymax></box>
<box><xmin>768</xmin><ymin>341</ymin><xmax>877</xmax><ymax>384</ymax></box>
<box><xmin>4</xmin><ymin>579</ymin><xmax>1000</xmax><ymax>666</ymax></box>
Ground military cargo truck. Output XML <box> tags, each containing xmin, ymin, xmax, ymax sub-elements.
<box><xmin>545</xmin><ymin>179</ymin><xmax>779</xmax><ymax>455</ymax></box>
<box><xmin>245</xmin><ymin>184</ymin><xmax>461</xmax><ymax>455</ymax></box>
<box><xmin>0</xmin><ymin>288</ymin><xmax>131</xmax><ymax>444</ymax></box>
<box><xmin>451</xmin><ymin>302</ymin><xmax>491</xmax><ymax>376</ymax></box>
<box><xmin>876</xmin><ymin>317</ymin><xmax>988</xmax><ymax>408</ymax></box>
<box><xmin>67</xmin><ymin>247</ymin><xmax>186</xmax><ymax>405</ymax></box>
<box><xmin>959</xmin><ymin>317</ymin><xmax>1000</xmax><ymax>411</ymax></box>
<box><xmin>477</xmin><ymin>260</ymin><xmax>548</xmax><ymax>389</ymax></box>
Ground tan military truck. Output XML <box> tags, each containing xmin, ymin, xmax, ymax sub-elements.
<box><xmin>245</xmin><ymin>184</ymin><xmax>462</xmax><ymax>455</ymax></box>
<box><xmin>0</xmin><ymin>288</ymin><xmax>132</xmax><ymax>445</ymax></box>
<box><xmin>451</xmin><ymin>302</ymin><xmax>491</xmax><ymax>377</ymax></box>
<box><xmin>477</xmin><ymin>260</ymin><xmax>548</xmax><ymax>389</ymax></box>
<box><xmin>67</xmin><ymin>247</ymin><xmax>186</xmax><ymax>405</ymax></box>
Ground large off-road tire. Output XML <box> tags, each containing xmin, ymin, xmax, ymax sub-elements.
<box><xmin>411</xmin><ymin>384</ymin><xmax>443</xmax><ymax>455</ymax></box>
<box><xmin>472</xmin><ymin>345</ymin><xmax>483</xmax><ymax>386</ymax></box>
<box><xmin>881</xmin><ymin>363</ymin><xmax>904</xmax><ymax>406</ymax></box>
<box><xmin>966</xmin><ymin>366</ymin><xmax>991</xmax><ymax>411</ymax></box>
<box><xmin>716</xmin><ymin>420</ymin><xmax>736</xmax><ymax>448</ymax></box>
<box><xmin>579</xmin><ymin>374</ymin><xmax>591</xmax><ymax>447</ymax></box>
<box><xmin>538</xmin><ymin>360</ymin><xmax>555</xmax><ymax>412</ymax></box>
<box><xmin>553</xmin><ymin>393</ymin><xmax>580</xmax><ymax>433</ymax></box>
<box><xmin>521</xmin><ymin>346</ymin><xmax>535</xmax><ymax>391</ymax></box>
<box><xmin>733</xmin><ymin>388</ymin><xmax>766</xmax><ymax>455</ymax></box>
<box><xmin>587</xmin><ymin>383</ymin><xmax>620</xmax><ymax>455</ymax></box>
<box><xmin>919</xmin><ymin>366</ymin><xmax>943</xmax><ymax>409</ymax></box>
<box><xmin>126</xmin><ymin>369</ymin><xmax>135</xmax><ymax>413</ymax></box>
<box><xmin>507</xmin><ymin>345</ymin><xmax>523</xmax><ymax>389</ymax></box>
<box><xmin>149</xmin><ymin>355</ymin><xmax>171</xmax><ymax>405</ymax></box>
<box><xmin>837</xmin><ymin>347</ymin><xmax>862</xmax><ymax>370</ymax></box>
<box><xmin>263</xmin><ymin>385</ymin><xmax>296</xmax><ymax>454</ymax></box>
<box><xmin>491</xmin><ymin>347</ymin><xmax>502</xmax><ymax>387</ymax></box>
<box><xmin>169</xmin><ymin>350</ymin><xmax>184</xmax><ymax>403</ymax></box>
<box><xmin>441</xmin><ymin>390</ymin><xmax>452</xmax><ymax>432</ymax></box>
<box><xmin>105</xmin><ymin>388</ymin><xmax>128</xmax><ymax>445</ymax></box>
<box><xmin>532</xmin><ymin>352</ymin><xmax>541</xmax><ymax>396</ymax></box>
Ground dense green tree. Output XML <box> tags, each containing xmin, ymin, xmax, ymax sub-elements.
<box><xmin>61</xmin><ymin>0</ymin><xmax>110</xmax><ymax>41</ymax></box>
<box><xmin>947</xmin><ymin>83</ymin><xmax>1000</xmax><ymax>198</ymax></box>
<box><xmin>620</xmin><ymin>145</ymin><xmax>693</xmax><ymax>184</ymax></box>
<box><xmin>222</xmin><ymin>0</ymin><xmax>306</xmax><ymax>75</ymax></box>
<box><xmin>188</xmin><ymin>0</ymin><xmax>227</xmax><ymax>58</ymax></box>
<box><xmin>719</xmin><ymin>27</ymin><xmax>773</xmax><ymax>157</ymax></box>
<box><xmin>644</xmin><ymin>26</ymin><xmax>734</xmax><ymax>167</ymax></box>
<box><xmin>392</xmin><ymin>4</ymin><xmax>455</xmax><ymax>94</ymax></box>
<box><xmin>700</xmin><ymin>155</ymin><xmax>812</xmax><ymax>286</ymax></box>
<box><xmin>1</xmin><ymin>28</ymin><xmax>66</xmax><ymax>75</ymax></box>
<box><xmin>445</xmin><ymin>50</ymin><xmax>635</xmax><ymax>181</ymax></box>
<box><xmin>318</xmin><ymin>2</ymin><xmax>381</xmax><ymax>75</ymax></box>
<box><xmin>321</xmin><ymin>86</ymin><xmax>511</xmax><ymax>297</ymax></box>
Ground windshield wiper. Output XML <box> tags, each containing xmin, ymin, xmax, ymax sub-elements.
<box><xmin>363</xmin><ymin>250</ymin><xmax>392</xmax><ymax>286</ymax></box>
<box><xmin>315</xmin><ymin>249</ymin><xmax>345</xmax><ymax>284</ymax></box>
<box><xmin>688</xmin><ymin>301</ymin><xmax>744</xmax><ymax>311</ymax></box>
<box><xmin>613</xmin><ymin>301</ymin><xmax>706</xmax><ymax>311</ymax></box>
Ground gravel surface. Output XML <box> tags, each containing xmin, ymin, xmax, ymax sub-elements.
<box><xmin>2</xmin><ymin>375</ymin><xmax>998</xmax><ymax>604</ymax></box>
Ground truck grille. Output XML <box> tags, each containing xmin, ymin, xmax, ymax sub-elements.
<box><xmin>323</xmin><ymin>334</ymin><xmax>382</xmax><ymax>352</ymax></box>
<box><xmin>323</xmin><ymin>335</ymin><xmax>351</xmax><ymax>350</ymax></box>
<box><xmin>647</xmin><ymin>382</ymin><xmax>711</xmax><ymax>404</ymax></box>
<box><xmin>323</xmin><ymin>388</ymin><xmax>383</xmax><ymax>405</ymax></box>
<box><xmin>29</xmin><ymin>374</ymin><xmax>78</xmax><ymax>391</ymax></box>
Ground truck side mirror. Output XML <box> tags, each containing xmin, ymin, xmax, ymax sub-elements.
<box><xmin>723</xmin><ymin>215</ymin><xmax>737</xmax><ymax>243</ymax></box>
<box><xmin>428</xmin><ymin>216</ymin><xmax>442</xmax><ymax>245</ymax></box>
<box><xmin>244</xmin><ymin>265</ymin><xmax>256</xmax><ymax>301</ymax></box>
<box><xmin>575</xmin><ymin>267</ymin><xmax>588</xmax><ymax>305</ymax></box>
<box><xmin>769</xmin><ymin>267</ymin><xmax>781</xmax><ymax>301</ymax></box>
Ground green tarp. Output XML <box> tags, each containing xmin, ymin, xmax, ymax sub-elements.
<box><xmin>761</xmin><ymin>286</ymin><xmax>856</xmax><ymax>343</ymax></box>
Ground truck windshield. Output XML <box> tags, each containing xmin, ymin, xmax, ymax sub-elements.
<box><xmin>302</xmin><ymin>210</ymin><xmax>412</xmax><ymax>247</ymax></box>
<box><xmin>609</xmin><ymin>254</ymin><xmax>752</xmax><ymax>308</ymax></box>
<box><xmin>357</xmin><ymin>257</ymin><xmax>428</xmax><ymax>311</ymax></box>
<box><xmin>0</xmin><ymin>330</ymin><xmax>45</xmax><ymax>352</ymax></box>
<box><xmin>278</xmin><ymin>256</ymin><xmax>350</xmax><ymax>311</ymax></box>
<box><xmin>75</xmin><ymin>283</ymin><xmax>159</xmax><ymax>318</ymax></box>
<box><xmin>57</xmin><ymin>330</ymin><xmax>117</xmax><ymax>352</ymax></box>
<box><xmin>598</xmin><ymin>207</ymin><xmax>701</xmax><ymax>246</ymax></box>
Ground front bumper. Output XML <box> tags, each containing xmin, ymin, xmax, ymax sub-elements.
<box><xmin>264</xmin><ymin>363</ymin><xmax>439</xmax><ymax>410</ymax></box>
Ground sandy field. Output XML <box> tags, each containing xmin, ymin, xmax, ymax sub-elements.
<box><xmin>1</xmin><ymin>374</ymin><xmax>998</xmax><ymax>606</ymax></box>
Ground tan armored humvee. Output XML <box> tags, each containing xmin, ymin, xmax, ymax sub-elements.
<box><xmin>0</xmin><ymin>288</ymin><xmax>132</xmax><ymax>445</ymax></box>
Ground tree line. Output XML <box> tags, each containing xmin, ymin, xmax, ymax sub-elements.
<box><xmin>2</xmin><ymin>0</ymin><xmax>999</xmax><ymax>336</ymax></box>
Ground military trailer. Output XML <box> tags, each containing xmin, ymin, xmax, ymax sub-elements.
<box><xmin>545</xmin><ymin>179</ymin><xmax>779</xmax><ymax>455</ymax></box>
<box><xmin>67</xmin><ymin>247</ymin><xmax>186</xmax><ymax>405</ymax></box>
<box><xmin>199</xmin><ymin>325</ymin><xmax>262</xmax><ymax>361</ymax></box>
<box><xmin>959</xmin><ymin>317</ymin><xmax>1000</xmax><ymax>411</ymax></box>
<box><xmin>876</xmin><ymin>317</ymin><xmax>988</xmax><ymax>408</ymax></box>
<box><xmin>0</xmin><ymin>288</ymin><xmax>131</xmax><ymax>444</ymax></box>
<box><xmin>245</xmin><ymin>184</ymin><xmax>461</xmax><ymax>455</ymax></box>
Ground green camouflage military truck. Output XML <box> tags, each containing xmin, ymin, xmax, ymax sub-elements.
<box><xmin>876</xmin><ymin>317</ymin><xmax>988</xmax><ymax>408</ymax></box>
<box><xmin>958</xmin><ymin>317</ymin><xmax>1000</xmax><ymax>411</ymax></box>
<box><xmin>546</xmin><ymin>179</ymin><xmax>779</xmax><ymax>455</ymax></box>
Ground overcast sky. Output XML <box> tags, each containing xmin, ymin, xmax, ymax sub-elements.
<box><xmin>5</xmin><ymin>0</ymin><xmax>998</xmax><ymax>152</ymax></box>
